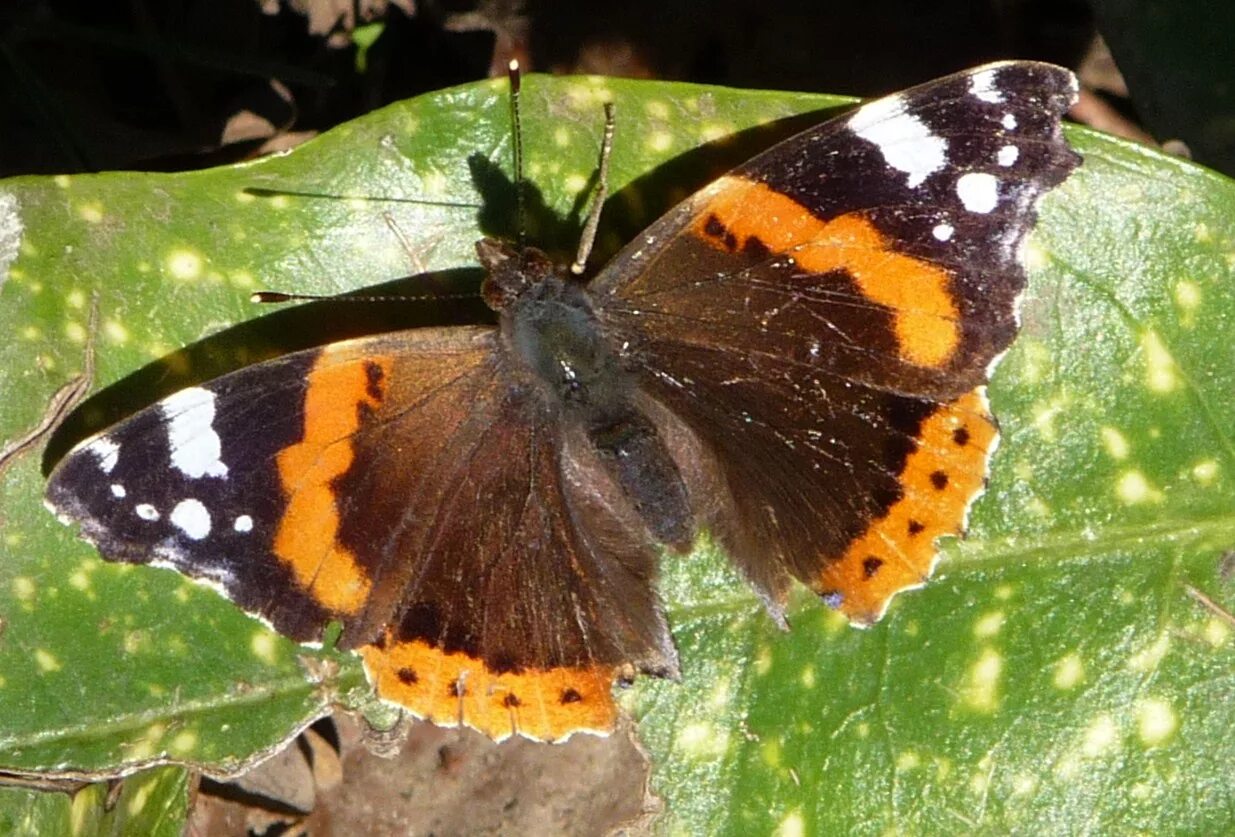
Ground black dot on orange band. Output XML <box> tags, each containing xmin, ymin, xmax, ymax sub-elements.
<box><xmin>363</xmin><ymin>359</ymin><xmax>385</xmax><ymax>401</ymax></box>
<box><xmin>952</xmin><ymin>426</ymin><xmax>970</xmax><ymax>446</ymax></box>
<box><xmin>907</xmin><ymin>519</ymin><xmax>925</xmax><ymax>535</ymax></box>
<box><xmin>503</xmin><ymin>694</ymin><xmax>522</xmax><ymax>708</ymax></box>
<box><xmin>930</xmin><ymin>470</ymin><xmax>949</xmax><ymax>490</ymax></box>
<box><xmin>396</xmin><ymin>667</ymin><xmax>418</xmax><ymax>685</ymax></box>
<box><xmin>863</xmin><ymin>556</ymin><xmax>883</xmax><ymax>578</ymax></box>
<box><xmin>448</xmin><ymin>681</ymin><xmax>466</xmax><ymax>698</ymax></box>
<box><xmin>743</xmin><ymin>236</ymin><xmax>770</xmax><ymax>258</ymax></box>
<box><xmin>560</xmin><ymin>688</ymin><xmax>583</xmax><ymax>705</ymax></box>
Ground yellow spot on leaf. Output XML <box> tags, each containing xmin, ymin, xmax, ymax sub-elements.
<box><xmin>775</xmin><ymin>810</ymin><xmax>805</xmax><ymax>837</ymax></box>
<box><xmin>1053</xmin><ymin>653</ymin><xmax>1084</xmax><ymax>689</ymax></box>
<box><xmin>645</xmin><ymin>100</ymin><xmax>670</xmax><ymax>119</ymax></box>
<box><xmin>676</xmin><ymin>721</ymin><xmax>728</xmax><ymax>758</ymax></box>
<box><xmin>1022</xmin><ymin>237</ymin><xmax>1048</xmax><ymax>271</ymax></box>
<box><xmin>553</xmin><ymin>126</ymin><xmax>570</xmax><ymax>147</ymax></box>
<box><xmin>700</xmin><ymin>122</ymin><xmax>732</xmax><ymax>142</ymax></box>
<box><xmin>647</xmin><ymin>131</ymin><xmax>673</xmax><ymax>153</ymax></box>
<box><xmin>1136</xmin><ymin>698</ymin><xmax>1177</xmax><ymax>746</ymax></box>
<box><xmin>973</xmin><ymin>611</ymin><xmax>1005</xmax><ymax>639</ymax></box>
<box><xmin>564</xmin><ymin>173</ymin><xmax>588</xmax><ymax>194</ymax></box>
<box><xmin>1026</xmin><ymin>497</ymin><xmax>1051</xmax><ymax>517</ymax></box>
<box><xmin>1140</xmin><ymin>330</ymin><xmax>1178</xmax><ymax>393</ymax></box>
<box><xmin>250</xmin><ymin>630</ymin><xmax>278</xmax><ymax>665</ymax></box>
<box><xmin>12</xmin><ymin>576</ymin><xmax>35</xmax><ymax>600</ymax></box>
<box><xmin>1016</xmin><ymin>339</ymin><xmax>1050</xmax><ymax>384</ymax></box>
<box><xmin>1204</xmin><ymin>617</ymin><xmax>1231</xmax><ymax>647</ymax></box>
<box><xmin>962</xmin><ymin>647</ymin><xmax>1002</xmax><ymax>712</ymax></box>
<box><xmin>65</xmin><ymin>320</ymin><xmax>86</xmax><ymax>343</ymax></box>
<box><xmin>77</xmin><ymin>202</ymin><xmax>104</xmax><ymax>223</ymax></box>
<box><xmin>1174</xmin><ymin>279</ymin><xmax>1201</xmax><ymax>313</ymax></box>
<box><xmin>800</xmin><ymin>665</ymin><xmax>816</xmax><ymax>688</ymax></box>
<box><xmin>1100</xmin><ymin>426</ymin><xmax>1129</xmax><ymax>460</ymax></box>
<box><xmin>1191</xmin><ymin>459</ymin><xmax>1219</xmax><ymax>485</ymax></box>
<box><xmin>170</xmin><ymin>729</ymin><xmax>199</xmax><ymax>755</ymax></box>
<box><xmin>126</xmin><ymin>722</ymin><xmax>167</xmax><ymax>762</ymax></box>
<box><xmin>1129</xmin><ymin>634</ymin><xmax>1170</xmax><ymax>672</ymax></box>
<box><xmin>1082</xmin><ymin>714</ymin><xmax>1119</xmax><ymax>757</ymax></box>
<box><xmin>35</xmin><ymin>649</ymin><xmax>61</xmax><ymax>672</ymax></box>
<box><xmin>1031</xmin><ymin>396</ymin><xmax>1067</xmax><ymax>441</ymax></box>
<box><xmin>166</xmin><ymin>248</ymin><xmax>204</xmax><ymax>280</ymax></box>
<box><xmin>896</xmin><ymin>750</ymin><xmax>921</xmax><ymax>771</ymax></box>
<box><xmin>1116</xmin><ymin>470</ymin><xmax>1161</xmax><ymax>505</ymax></box>
<box><xmin>104</xmin><ymin>320</ymin><xmax>129</xmax><ymax>344</ymax></box>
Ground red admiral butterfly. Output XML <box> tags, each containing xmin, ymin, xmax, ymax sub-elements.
<box><xmin>46</xmin><ymin>62</ymin><xmax>1080</xmax><ymax>741</ymax></box>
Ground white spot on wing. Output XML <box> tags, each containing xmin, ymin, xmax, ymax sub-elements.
<box><xmin>160</xmin><ymin>387</ymin><xmax>229</xmax><ymax>479</ymax></box>
<box><xmin>969</xmin><ymin>68</ymin><xmax>1004</xmax><ymax>103</ymax></box>
<box><xmin>997</xmin><ymin>145</ymin><xmax>1019</xmax><ymax>167</ymax></box>
<box><xmin>956</xmin><ymin>172</ymin><xmax>999</xmax><ymax>214</ymax></box>
<box><xmin>234</xmin><ymin>515</ymin><xmax>253</xmax><ymax>533</ymax></box>
<box><xmin>170</xmin><ymin>498</ymin><xmax>211</xmax><ymax>540</ymax></box>
<box><xmin>135</xmin><ymin>503</ymin><xmax>159</xmax><ymax>521</ymax></box>
<box><xmin>848</xmin><ymin>96</ymin><xmax>948</xmax><ymax>188</ymax></box>
<box><xmin>1001</xmin><ymin>113</ymin><xmax>1017</xmax><ymax>130</ymax></box>
<box><xmin>86</xmin><ymin>436</ymin><xmax>121</xmax><ymax>474</ymax></box>
<box><xmin>932</xmin><ymin>223</ymin><xmax>954</xmax><ymax>242</ymax></box>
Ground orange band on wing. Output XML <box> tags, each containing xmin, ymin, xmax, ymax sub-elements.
<box><xmin>693</xmin><ymin>175</ymin><xmax>960</xmax><ymax>368</ymax></box>
<box><xmin>273</xmin><ymin>349</ymin><xmax>390</xmax><ymax>615</ymax></box>
<box><xmin>360</xmin><ymin>634</ymin><xmax>618</xmax><ymax>742</ymax></box>
<box><xmin>817</xmin><ymin>389</ymin><xmax>996</xmax><ymax>623</ymax></box>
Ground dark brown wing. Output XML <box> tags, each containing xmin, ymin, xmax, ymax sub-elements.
<box><xmin>47</xmin><ymin>326</ymin><xmax>675</xmax><ymax>741</ymax></box>
<box><xmin>588</xmin><ymin>62</ymin><xmax>1080</xmax><ymax>623</ymax></box>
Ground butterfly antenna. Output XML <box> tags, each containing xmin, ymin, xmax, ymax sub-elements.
<box><xmin>507</xmin><ymin>59</ymin><xmax>527</xmax><ymax>250</ymax></box>
<box><xmin>251</xmin><ymin>290</ymin><xmax>478</xmax><ymax>304</ymax></box>
<box><xmin>571</xmin><ymin>102</ymin><xmax>616</xmax><ymax>276</ymax></box>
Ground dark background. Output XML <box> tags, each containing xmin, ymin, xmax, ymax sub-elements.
<box><xmin>3</xmin><ymin>0</ymin><xmax>1231</xmax><ymax>178</ymax></box>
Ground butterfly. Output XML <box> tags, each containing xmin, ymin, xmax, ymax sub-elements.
<box><xmin>46</xmin><ymin>61</ymin><xmax>1080</xmax><ymax>742</ymax></box>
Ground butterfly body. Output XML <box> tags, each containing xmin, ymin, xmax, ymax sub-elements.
<box><xmin>46</xmin><ymin>62</ymin><xmax>1081</xmax><ymax>741</ymax></box>
<box><xmin>481</xmin><ymin>238</ymin><xmax>698</xmax><ymax>553</ymax></box>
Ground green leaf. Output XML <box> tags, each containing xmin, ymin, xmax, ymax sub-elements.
<box><xmin>0</xmin><ymin>766</ymin><xmax>189</xmax><ymax>836</ymax></box>
<box><xmin>2</xmin><ymin>74</ymin><xmax>1233</xmax><ymax>834</ymax></box>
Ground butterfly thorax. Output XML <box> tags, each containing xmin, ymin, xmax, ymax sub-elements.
<box><xmin>478</xmin><ymin>236</ymin><xmax>695</xmax><ymax>552</ymax></box>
